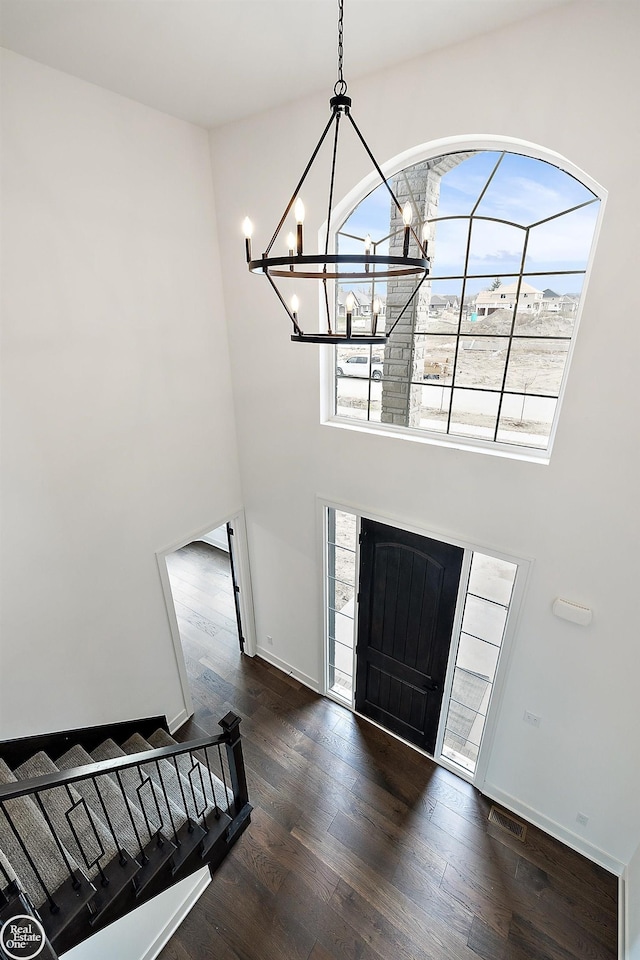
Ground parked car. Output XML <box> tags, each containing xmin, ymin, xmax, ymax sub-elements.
<box><xmin>336</xmin><ymin>355</ymin><xmax>384</xmax><ymax>380</ymax></box>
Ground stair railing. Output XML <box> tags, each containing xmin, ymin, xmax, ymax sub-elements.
<box><xmin>0</xmin><ymin>712</ymin><xmax>249</xmax><ymax>918</ymax></box>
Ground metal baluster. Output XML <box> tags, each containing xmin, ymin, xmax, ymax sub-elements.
<box><xmin>116</xmin><ymin>769</ymin><xmax>154</xmax><ymax>856</ymax></box>
<box><xmin>90</xmin><ymin>777</ymin><xmax>126</xmax><ymax>866</ymax></box>
<box><xmin>203</xmin><ymin>747</ymin><xmax>221</xmax><ymax>819</ymax></box>
<box><xmin>170</xmin><ymin>756</ymin><xmax>194</xmax><ymax>833</ymax></box>
<box><xmin>65</xmin><ymin>784</ymin><xmax>108</xmax><ymax>888</ymax></box>
<box><xmin>216</xmin><ymin>744</ymin><xmax>230</xmax><ymax>815</ymax></box>
<box><xmin>134</xmin><ymin>765</ymin><xmax>163</xmax><ymax>848</ymax></box>
<box><xmin>203</xmin><ymin>746</ymin><xmax>220</xmax><ymax>820</ymax></box>
<box><xmin>152</xmin><ymin>761</ymin><xmax>179</xmax><ymax>848</ymax></box>
<box><xmin>187</xmin><ymin>750</ymin><xmax>209</xmax><ymax>831</ymax></box>
<box><xmin>33</xmin><ymin>791</ymin><xmax>80</xmax><ymax>889</ymax></box>
<box><xmin>0</xmin><ymin>801</ymin><xmax>59</xmax><ymax>914</ymax></box>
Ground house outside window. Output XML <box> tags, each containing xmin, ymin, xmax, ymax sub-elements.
<box><xmin>330</xmin><ymin>142</ymin><xmax>604</xmax><ymax>458</ymax></box>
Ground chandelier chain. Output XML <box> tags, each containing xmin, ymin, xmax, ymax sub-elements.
<box><xmin>245</xmin><ymin>0</ymin><xmax>429</xmax><ymax>344</ymax></box>
<box><xmin>334</xmin><ymin>0</ymin><xmax>347</xmax><ymax>96</ymax></box>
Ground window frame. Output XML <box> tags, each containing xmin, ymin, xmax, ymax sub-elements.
<box><xmin>435</xmin><ymin>546</ymin><xmax>529</xmax><ymax>785</ymax></box>
<box><xmin>322</xmin><ymin>501</ymin><xmax>360</xmax><ymax>707</ymax></box>
<box><xmin>319</xmin><ymin>497</ymin><xmax>532</xmax><ymax>788</ymax></box>
<box><xmin>321</xmin><ymin>135</ymin><xmax>607</xmax><ymax>463</ymax></box>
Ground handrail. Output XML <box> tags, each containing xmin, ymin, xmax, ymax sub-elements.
<box><xmin>0</xmin><ymin>710</ymin><xmax>249</xmax><ymax>942</ymax></box>
<box><xmin>0</xmin><ymin>733</ymin><xmax>227</xmax><ymax>803</ymax></box>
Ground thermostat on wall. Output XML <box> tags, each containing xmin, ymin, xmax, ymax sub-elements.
<box><xmin>552</xmin><ymin>597</ymin><xmax>592</xmax><ymax>625</ymax></box>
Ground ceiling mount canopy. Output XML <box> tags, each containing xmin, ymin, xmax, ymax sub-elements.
<box><xmin>242</xmin><ymin>0</ymin><xmax>430</xmax><ymax>345</ymax></box>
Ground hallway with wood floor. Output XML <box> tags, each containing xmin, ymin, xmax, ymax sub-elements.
<box><xmin>159</xmin><ymin>541</ymin><xmax>618</xmax><ymax>960</ymax></box>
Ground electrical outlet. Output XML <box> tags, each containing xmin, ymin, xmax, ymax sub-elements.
<box><xmin>523</xmin><ymin>710</ymin><xmax>541</xmax><ymax>728</ymax></box>
<box><xmin>266</xmin><ymin>635</ymin><xmax>273</xmax><ymax>646</ymax></box>
<box><xmin>576</xmin><ymin>812</ymin><xmax>589</xmax><ymax>826</ymax></box>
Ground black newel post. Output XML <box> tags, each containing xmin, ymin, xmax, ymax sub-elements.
<box><xmin>219</xmin><ymin>712</ymin><xmax>249</xmax><ymax>816</ymax></box>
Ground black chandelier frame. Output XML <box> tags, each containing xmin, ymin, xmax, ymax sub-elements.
<box><xmin>244</xmin><ymin>13</ymin><xmax>431</xmax><ymax>345</ymax></box>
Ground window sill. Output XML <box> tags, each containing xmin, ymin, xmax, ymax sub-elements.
<box><xmin>322</xmin><ymin>415</ymin><xmax>551</xmax><ymax>465</ymax></box>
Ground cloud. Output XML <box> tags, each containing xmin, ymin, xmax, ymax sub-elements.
<box><xmin>336</xmin><ymin>151</ymin><xmax>600</xmax><ymax>293</ymax></box>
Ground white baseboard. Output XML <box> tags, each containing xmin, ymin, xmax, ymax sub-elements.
<box><xmin>483</xmin><ymin>782</ymin><xmax>624</xmax><ymax>876</ymax></box>
<box><xmin>167</xmin><ymin>707</ymin><xmax>191</xmax><ymax>734</ymax></box>
<box><xmin>255</xmin><ymin>647</ymin><xmax>319</xmax><ymax>692</ymax></box>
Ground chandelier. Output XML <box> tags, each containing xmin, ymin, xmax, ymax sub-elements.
<box><xmin>242</xmin><ymin>0</ymin><xmax>430</xmax><ymax>344</ymax></box>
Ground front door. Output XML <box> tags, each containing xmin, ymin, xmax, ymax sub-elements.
<box><xmin>355</xmin><ymin>519</ymin><xmax>463</xmax><ymax>754</ymax></box>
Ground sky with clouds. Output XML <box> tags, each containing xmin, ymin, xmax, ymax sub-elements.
<box><xmin>338</xmin><ymin>151</ymin><xmax>600</xmax><ymax>295</ymax></box>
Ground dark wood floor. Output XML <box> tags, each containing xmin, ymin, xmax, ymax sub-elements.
<box><xmin>160</xmin><ymin>541</ymin><xmax>618</xmax><ymax>960</ymax></box>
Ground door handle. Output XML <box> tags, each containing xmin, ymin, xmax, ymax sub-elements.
<box><xmin>422</xmin><ymin>679</ymin><xmax>439</xmax><ymax>692</ymax></box>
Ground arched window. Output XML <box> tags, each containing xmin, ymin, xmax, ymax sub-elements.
<box><xmin>331</xmin><ymin>141</ymin><xmax>604</xmax><ymax>458</ymax></box>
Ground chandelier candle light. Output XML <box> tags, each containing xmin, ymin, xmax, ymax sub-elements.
<box><xmin>242</xmin><ymin>0</ymin><xmax>430</xmax><ymax>344</ymax></box>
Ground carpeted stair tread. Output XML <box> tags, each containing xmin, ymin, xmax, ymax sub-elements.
<box><xmin>0</xmin><ymin>718</ymin><xmax>249</xmax><ymax>958</ymax></box>
<box><xmin>147</xmin><ymin>729</ymin><xmax>234</xmax><ymax>813</ymax></box>
<box><xmin>0</xmin><ymin>848</ymin><xmax>18</xmax><ymax>887</ymax></box>
<box><xmin>14</xmin><ymin>752</ymin><xmax>119</xmax><ymax>883</ymax></box>
<box><xmin>125</xmin><ymin>732</ymin><xmax>210</xmax><ymax>821</ymax></box>
<box><xmin>90</xmin><ymin>739</ymin><xmax>186</xmax><ymax>842</ymax></box>
<box><xmin>0</xmin><ymin>758</ymin><xmax>80</xmax><ymax>908</ymax></box>
<box><xmin>146</xmin><ymin>729</ymin><xmax>216</xmax><ymax>813</ymax></box>
<box><xmin>56</xmin><ymin>744</ymin><xmax>148</xmax><ymax>861</ymax></box>
<box><xmin>89</xmin><ymin>738</ymin><xmax>157</xmax><ymax>841</ymax></box>
<box><xmin>120</xmin><ymin>734</ymin><xmax>200</xmax><ymax>826</ymax></box>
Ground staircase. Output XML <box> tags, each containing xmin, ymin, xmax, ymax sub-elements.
<box><xmin>0</xmin><ymin>713</ymin><xmax>251</xmax><ymax>958</ymax></box>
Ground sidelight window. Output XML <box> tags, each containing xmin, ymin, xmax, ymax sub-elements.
<box><xmin>440</xmin><ymin>552</ymin><xmax>518</xmax><ymax>774</ymax></box>
<box><xmin>323</xmin><ymin>504</ymin><xmax>524</xmax><ymax>783</ymax></box>
<box><xmin>325</xmin><ymin>507</ymin><xmax>358</xmax><ymax>704</ymax></box>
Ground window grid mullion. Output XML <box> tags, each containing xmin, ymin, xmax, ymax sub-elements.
<box><xmin>445</xmin><ymin>214</ymin><xmax>475</xmax><ymax>434</ymax></box>
<box><xmin>333</xmin><ymin>148</ymin><xmax>600</xmax><ymax>456</ymax></box>
<box><xmin>493</xmin><ymin>228</ymin><xmax>531</xmax><ymax>441</ymax></box>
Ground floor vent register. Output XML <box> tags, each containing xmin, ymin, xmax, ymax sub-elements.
<box><xmin>488</xmin><ymin>805</ymin><xmax>528</xmax><ymax>842</ymax></box>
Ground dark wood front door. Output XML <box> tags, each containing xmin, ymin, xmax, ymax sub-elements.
<box><xmin>355</xmin><ymin>519</ymin><xmax>464</xmax><ymax>754</ymax></box>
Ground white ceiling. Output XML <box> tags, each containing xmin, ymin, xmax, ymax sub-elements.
<box><xmin>0</xmin><ymin>0</ymin><xmax>569</xmax><ymax>128</ymax></box>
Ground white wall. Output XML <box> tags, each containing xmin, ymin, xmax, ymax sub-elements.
<box><xmin>60</xmin><ymin>868</ymin><xmax>210</xmax><ymax>960</ymax></box>
<box><xmin>209</xmin><ymin>1</ymin><xmax>640</xmax><ymax>869</ymax></box>
<box><xmin>199</xmin><ymin>524</ymin><xmax>229</xmax><ymax>552</ymax></box>
<box><xmin>0</xmin><ymin>50</ymin><xmax>242</xmax><ymax>737</ymax></box>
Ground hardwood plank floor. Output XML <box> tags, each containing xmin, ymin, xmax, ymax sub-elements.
<box><xmin>160</xmin><ymin>542</ymin><xmax>618</xmax><ymax>960</ymax></box>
